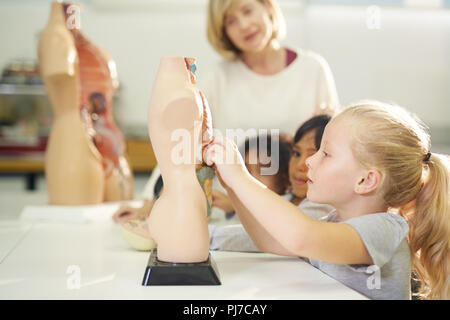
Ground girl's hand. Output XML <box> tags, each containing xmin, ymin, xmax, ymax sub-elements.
<box><xmin>112</xmin><ymin>205</ymin><xmax>141</xmax><ymax>223</ymax></box>
<box><xmin>112</xmin><ymin>200</ymin><xmax>154</xmax><ymax>223</ymax></box>
<box><xmin>203</xmin><ymin>136</ymin><xmax>248</xmax><ymax>190</ymax></box>
<box><xmin>211</xmin><ymin>190</ymin><xmax>235</xmax><ymax>213</ymax></box>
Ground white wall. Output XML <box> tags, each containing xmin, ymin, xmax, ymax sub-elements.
<box><xmin>0</xmin><ymin>0</ymin><xmax>449</xmax><ymax>140</ymax></box>
<box><xmin>301</xmin><ymin>5</ymin><xmax>450</xmax><ymax>133</ymax></box>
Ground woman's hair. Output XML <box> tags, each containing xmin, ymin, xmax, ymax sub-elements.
<box><xmin>336</xmin><ymin>100</ymin><xmax>450</xmax><ymax>300</ymax></box>
<box><xmin>240</xmin><ymin>132</ymin><xmax>293</xmax><ymax>194</ymax></box>
<box><xmin>207</xmin><ymin>0</ymin><xmax>286</xmax><ymax>60</ymax></box>
<box><xmin>294</xmin><ymin>114</ymin><xmax>332</xmax><ymax>149</ymax></box>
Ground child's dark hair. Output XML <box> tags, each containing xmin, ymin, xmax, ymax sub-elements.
<box><xmin>294</xmin><ymin>115</ymin><xmax>331</xmax><ymax>149</ymax></box>
<box><xmin>240</xmin><ymin>133</ymin><xmax>293</xmax><ymax>194</ymax></box>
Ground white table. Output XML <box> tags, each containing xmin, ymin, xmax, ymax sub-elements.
<box><xmin>0</xmin><ymin>207</ymin><xmax>367</xmax><ymax>300</ymax></box>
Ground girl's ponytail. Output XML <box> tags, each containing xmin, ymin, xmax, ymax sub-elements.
<box><xmin>402</xmin><ymin>153</ymin><xmax>450</xmax><ymax>299</ymax></box>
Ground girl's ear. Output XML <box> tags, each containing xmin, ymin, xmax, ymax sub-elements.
<box><xmin>354</xmin><ymin>169</ymin><xmax>382</xmax><ymax>195</ymax></box>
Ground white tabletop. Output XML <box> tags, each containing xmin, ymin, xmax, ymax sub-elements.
<box><xmin>0</xmin><ymin>206</ymin><xmax>367</xmax><ymax>300</ymax></box>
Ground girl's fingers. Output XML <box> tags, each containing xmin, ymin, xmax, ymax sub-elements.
<box><xmin>212</xmin><ymin>190</ymin><xmax>227</xmax><ymax>203</ymax></box>
<box><xmin>203</xmin><ymin>145</ymin><xmax>215</xmax><ymax>166</ymax></box>
<box><xmin>119</xmin><ymin>211</ymin><xmax>131</xmax><ymax>218</ymax></box>
<box><xmin>211</xmin><ymin>190</ymin><xmax>221</xmax><ymax>200</ymax></box>
<box><xmin>204</xmin><ymin>142</ymin><xmax>225</xmax><ymax>166</ymax></box>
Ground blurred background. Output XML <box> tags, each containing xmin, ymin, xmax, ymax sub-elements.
<box><xmin>0</xmin><ymin>0</ymin><xmax>449</xmax><ymax>217</ymax></box>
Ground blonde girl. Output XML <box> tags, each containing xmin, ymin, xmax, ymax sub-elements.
<box><xmin>340</xmin><ymin>102</ymin><xmax>450</xmax><ymax>299</ymax></box>
<box><xmin>204</xmin><ymin>100</ymin><xmax>449</xmax><ymax>300</ymax></box>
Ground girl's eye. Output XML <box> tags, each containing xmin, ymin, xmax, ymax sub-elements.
<box><xmin>226</xmin><ymin>17</ymin><xmax>236</xmax><ymax>26</ymax></box>
<box><xmin>322</xmin><ymin>151</ymin><xmax>329</xmax><ymax>157</ymax></box>
<box><xmin>292</xmin><ymin>151</ymin><xmax>301</xmax><ymax>158</ymax></box>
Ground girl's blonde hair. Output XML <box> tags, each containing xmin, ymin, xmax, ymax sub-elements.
<box><xmin>336</xmin><ymin>100</ymin><xmax>450</xmax><ymax>300</ymax></box>
<box><xmin>207</xmin><ymin>0</ymin><xmax>286</xmax><ymax>60</ymax></box>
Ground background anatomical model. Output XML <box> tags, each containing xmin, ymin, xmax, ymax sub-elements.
<box><xmin>38</xmin><ymin>1</ymin><xmax>133</xmax><ymax>204</ymax></box>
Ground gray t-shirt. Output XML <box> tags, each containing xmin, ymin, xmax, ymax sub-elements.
<box><xmin>308</xmin><ymin>212</ymin><xmax>411</xmax><ymax>300</ymax></box>
<box><xmin>283</xmin><ymin>194</ymin><xmax>334</xmax><ymax>221</ymax></box>
<box><xmin>208</xmin><ymin>196</ymin><xmax>333</xmax><ymax>252</ymax></box>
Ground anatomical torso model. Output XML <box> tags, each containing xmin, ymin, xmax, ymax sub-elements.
<box><xmin>38</xmin><ymin>1</ymin><xmax>133</xmax><ymax>204</ymax></box>
<box><xmin>38</xmin><ymin>1</ymin><xmax>104</xmax><ymax>205</ymax></box>
<box><xmin>147</xmin><ymin>56</ymin><xmax>214</xmax><ymax>263</ymax></box>
<box><xmin>66</xmin><ymin>6</ymin><xmax>133</xmax><ymax>202</ymax></box>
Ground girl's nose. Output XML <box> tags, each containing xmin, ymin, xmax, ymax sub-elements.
<box><xmin>296</xmin><ymin>157</ymin><xmax>308</xmax><ymax>173</ymax></box>
<box><xmin>238</xmin><ymin>17</ymin><xmax>250</xmax><ymax>30</ymax></box>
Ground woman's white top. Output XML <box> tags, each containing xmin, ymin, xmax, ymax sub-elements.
<box><xmin>198</xmin><ymin>48</ymin><xmax>340</xmax><ymax>137</ymax></box>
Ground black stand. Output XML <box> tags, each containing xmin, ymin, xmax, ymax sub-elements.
<box><xmin>142</xmin><ymin>248</ymin><xmax>221</xmax><ymax>286</ymax></box>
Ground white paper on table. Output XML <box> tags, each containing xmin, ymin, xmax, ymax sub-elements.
<box><xmin>19</xmin><ymin>200</ymin><xmax>144</xmax><ymax>224</ymax></box>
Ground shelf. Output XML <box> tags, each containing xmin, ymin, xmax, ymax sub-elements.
<box><xmin>0</xmin><ymin>83</ymin><xmax>121</xmax><ymax>97</ymax></box>
<box><xmin>0</xmin><ymin>154</ymin><xmax>45</xmax><ymax>172</ymax></box>
<box><xmin>0</xmin><ymin>84</ymin><xmax>47</xmax><ymax>96</ymax></box>
<box><xmin>125</xmin><ymin>139</ymin><xmax>157</xmax><ymax>172</ymax></box>
<box><xmin>0</xmin><ymin>139</ymin><xmax>157</xmax><ymax>174</ymax></box>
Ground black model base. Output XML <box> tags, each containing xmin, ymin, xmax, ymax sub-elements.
<box><xmin>142</xmin><ymin>248</ymin><xmax>221</xmax><ymax>286</ymax></box>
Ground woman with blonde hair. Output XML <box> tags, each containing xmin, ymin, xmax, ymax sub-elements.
<box><xmin>204</xmin><ymin>100</ymin><xmax>449</xmax><ymax>299</ymax></box>
<box><xmin>202</xmin><ymin>0</ymin><xmax>339</xmax><ymax>136</ymax></box>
